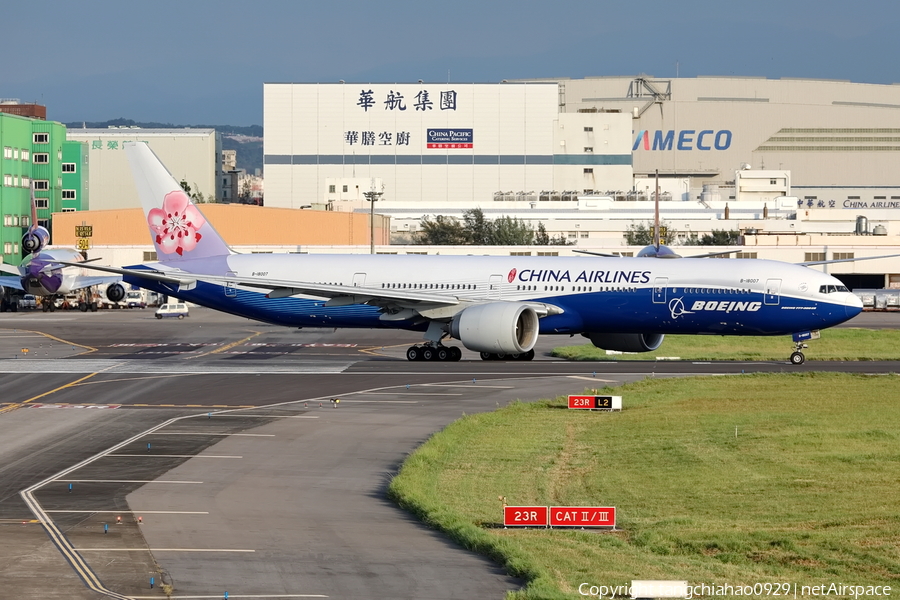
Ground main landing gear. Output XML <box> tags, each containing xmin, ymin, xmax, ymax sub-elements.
<box><xmin>480</xmin><ymin>349</ymin><xmax>535</xmax><ymax>361</ymax></box>
<box><xmin>406</xmin><ymin>344</ymin><xmax>463</xmax><ymax>362</ymax></box>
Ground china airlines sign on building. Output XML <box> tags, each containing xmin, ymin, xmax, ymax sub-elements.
<box><xmin>633</xmin><ymin>129</ymin><xmax>732</xmax><ymax>151</ymax></box>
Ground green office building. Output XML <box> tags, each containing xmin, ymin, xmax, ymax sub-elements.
<box><xmin>0</xmin><ymin>112</ymin><xmax>82</xmax><ymax>267</ymax></box>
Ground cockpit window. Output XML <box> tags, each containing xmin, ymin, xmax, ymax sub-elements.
<box><xmin>819</xmin><ymin>285</ymin><xmax>850</xmax><ymax>294</ymax></box>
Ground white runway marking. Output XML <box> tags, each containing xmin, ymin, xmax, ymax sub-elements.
<box><xmin>568</xmin><ymin>375</ymin><xmax>618</xmax><ymax>383</ymax></box>
<box><xmin>76</xmin><ymin>548</ymin><xmax>255</xmax><ymax>553</ymax></box>
<box><xmin>130</xmin><ymin>595</ymin><xmax>327</xmax><ymax>599</ymax></box>
<box><xmin>363</xmin><ymin>392</ymin><xmax>462</xmax><ymax>396</ymax></box>
<box><xmin>46</xmin><ymin>510</ymin><xmax>209</xmax><ymax>514</ymax></box>
<box><xmin>422</xmin><ymin>383</ymin><xmax>516</xmax><ymax>388</ymax></box>
<box><xmin>107</xmin><ymin>454</ymin><xmax>242</xmax><ymax>458</ymax></box>
<box><xmin>212</xmin><ymin>414</ymin><xmax>318</xmax><ymax>419</ymax></box>
<box><xmin>54</xmin><ymin>479</ymin><xmax>203</xmax><ymax>484</ymax></box>
<box><xmin>0</xmin><ymin>359</ymin><xmax>351</xmax><ymax>374</ymax></box>
<box><xmin>151</xmin><ymin>432</ymin><xmax>276</xmax><ymax>437</ymax></box>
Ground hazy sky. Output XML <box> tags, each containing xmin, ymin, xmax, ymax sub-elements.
<box><xmin>7</xmin><ymin>0</ymin><xmax>900</xmax><ymax>126</ymax></box>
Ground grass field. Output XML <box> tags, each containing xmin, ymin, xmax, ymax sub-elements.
<box><xmin>389</xmin><ymin>373</ymin><xmax>900</xmax><ymax>600</ymax></box>
<box><xmin>551</xmin><ymin>328</ymin><xmax>900</xmax><ymax>361</ymax></box>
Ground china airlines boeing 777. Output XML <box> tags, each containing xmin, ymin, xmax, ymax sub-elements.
<box><xmin>67</xmin><ymin>142</ymin><xmax>865</xmax><ymax>364</ymax></box>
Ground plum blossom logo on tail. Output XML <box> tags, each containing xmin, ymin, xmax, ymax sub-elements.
<box><xmin>508</xmin><ymin>268</ymin><xmax>517</xmax><ymax>283</ymax></box>
<box><xmin>148</xmin><ymin>191</ymin><xmax>205</xmax><ymax>256</ymax></box>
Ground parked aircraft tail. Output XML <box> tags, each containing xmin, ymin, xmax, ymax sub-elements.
<box><xmin>125</xmin><ymin>142</ymin><xmax>232</xmax><ymax>261</ymax></box>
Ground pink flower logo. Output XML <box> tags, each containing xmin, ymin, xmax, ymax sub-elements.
<box><xmin>508</xmin><ymin>268</ymin><xmax>517</xmax><ymax>283</ymax></box>
<box><xmin>148</xmin><ymin>191</ymin><xmax>205</xmax><ymax>256</ymax></box>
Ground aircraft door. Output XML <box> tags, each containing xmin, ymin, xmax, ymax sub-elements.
<box><xmin>225</xmin><ymin>271</ymin><xmax>237</xmax><ymax>298</ymax></box>
<box><xmin>765</xmin><ymin>278</ymin><xmax>782</xmax><ymax>305</ymax></box>
<box><xmin>489</xmin><ymin>274</ymin><xmax>503</xmax><ymax>299</ymax></box>
<box><xmin>352</xmin><ymin>272</ymin><xmax>366</xmax><ymax>287</ymax></box>
<box><xmin>652</xmin><ymin>277</ymin><xmax>668</xmax><ymax>304</ymax></box>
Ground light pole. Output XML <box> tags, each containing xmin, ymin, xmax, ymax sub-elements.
<box><xmin>363</xmin><ymin>180</ymin><xmax>383</xmax><ymax>254</ymax></box>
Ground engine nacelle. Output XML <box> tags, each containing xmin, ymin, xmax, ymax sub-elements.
<box><xmin>22</xmin><ymin>226</ymin><xmax>50</xmax><ymax>255</ymax></box>
<box><xmin>450</xmin><ymin>302</ymin><xmax>539</xmax><ymax>354</ymax></box>
<box><xmin>106</xmin><ymin>282</ymin><xmax>126</xmax><ymax>303</ymax></box>
<box><xmin>584</xmin><ymin>332</ymin><xmax>665</xmax><ymax>353</ymax></box>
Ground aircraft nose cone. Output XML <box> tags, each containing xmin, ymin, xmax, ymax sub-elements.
<box><xmin>846</xmin><ymin>293</ymin><xmax>863</xmax><ymax>318</ymax></box>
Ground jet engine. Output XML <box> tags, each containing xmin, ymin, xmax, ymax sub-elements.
<box><xmin>584</xmin><ymin>332</ymin><xmax>665</xmax><ymax>353</ymax></box>
<box><xmin>22</xmin><ymin>226</ymin><xmax>50</xmax><ymax>255</ymax></box>
<box><xmin>106</xmin><ymin>282</ymin><xmax>126</xmax><ymax>303</ymax></box>
<box><xmin>450</xmin><ymin>302</ymin><xmax>539</xmax><ymax>354</ymax></box>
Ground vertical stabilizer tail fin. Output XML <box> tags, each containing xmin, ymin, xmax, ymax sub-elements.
<box><xmin>125</xmin><ymin>142</ymin><xmax>232</xmax><ymax>261</ymax></box>
<box><xmin>29</xmin><ymin>182</ymin><xmax>38</xmax><ymax>232</ymax></box>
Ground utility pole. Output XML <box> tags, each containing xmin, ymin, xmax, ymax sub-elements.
<box><xmin>363</xmin><ymin>179</ymin><xmax>383</xmax><ymax>254</ymax></box>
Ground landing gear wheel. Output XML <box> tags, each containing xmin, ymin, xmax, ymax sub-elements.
<box><xmin>406</xmin><ymin>346</ymin><xmax>421</xmax><ymax>361</ymax></box>
<box><xmin>450</xmin><ymin>346</ymin><xmax>462</xmax><ymax>361</ymax></box>
<box><xmin>479</xmin><ymin>351</ymin><xmax>494</xmax><ymax>361</ymax></box>
<box><xmin>48</xmin><ymin>302</ymin><xmax>56</xmax><ymax>312</ymax></box>
<box><xmin>435</xmin><ymin>347</ymin><xmax>450</xmax><ymax>361</ymax></box>
<box><xmin>790</xmin><ymin>351</ymin><xmax>805</xmax><ymax>365</ymax></box>
<box><xmin>421</xmin><ymin>347</ymin><xmax>435</xmax><ymax>361</ymax></box>
<box><xmin>79</xmin><ymin>303</ymin><xmax>88</xmax><ymax>312</ymax></box>
<box><xmin>90</xmin><ymin>302</ymin><xmax>98</xmax><ymax>312</ymax></box>
<box><xmin>519</xmin><ymin>349</ymin><xmax>535</xmax><ymax>361</ymax></box>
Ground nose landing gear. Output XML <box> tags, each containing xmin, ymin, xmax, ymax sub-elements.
<box><xmin>790</xmin><ymin>344</ymin><xmax>807</xmax><ymax>365</ymax></box>
<box><xmin>789</xmin><ymin>330</ymin><xmax>819</xmax><ymax>365</ymax></box>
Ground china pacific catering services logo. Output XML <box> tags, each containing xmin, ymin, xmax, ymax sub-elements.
<box><xmin>427</xmin><ymin>128</ymin><xmax>473</xmax><ymax>149</ymax></box>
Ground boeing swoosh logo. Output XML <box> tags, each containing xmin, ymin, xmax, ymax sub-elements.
<box><xmin>668</xmin><ymin>297</ymin><xmax>693</xmax><ymax>320</ymax></box>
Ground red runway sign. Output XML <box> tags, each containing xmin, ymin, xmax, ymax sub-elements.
<box><xmin>503</xmin><ymin>506</ymin><xmax>548</xmax><ymax>527</ymax></box>
<box><xmin>567</xmin><ymin>395</ymin><xmax>621</xmax><ymax>410</ymax></box>
<box><xmin>549</xmin><ymin>506</ymin><xmax>616</xmax><ymax>527</ymax></box>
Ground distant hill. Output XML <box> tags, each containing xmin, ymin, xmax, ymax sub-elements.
<box><xmin>63</xmin><ymin>118</ymin><xmax>263</xmax><ymax>173</ymax></box>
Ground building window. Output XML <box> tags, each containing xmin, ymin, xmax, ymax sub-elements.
<box><xmin>328</xmin><ymin>184</ymin><xmax>336</xmax><ymax>193</ymax></box>
<box><xmin>21</xmin><ymin>150</ymin><xmax>29</xmax><ymax>161</ymax></box>
<box><xmin>13</xmin><ymin>149</ymin><xmax>19</xmax><ymax>160</ymax></box>
<box><xmin>33</xmin><ymin>180</ymin><xmax>49</xmax><ymax>190</ymax></box>
<box><xmin>770</xmin><ymin>179</ymin><xmax>777</xmax><ymax>185</ymax></box>
<box><xmin>3</xmin><ymin>242</ymin><xmax>12</xmax><ymax>254</ymax></box>
<box><xmin>38</xmin><ymin>219</ymin><xmax>49</xmax><ymax>228</ymax></box>
<box><xmin>342</xmin><ymin>185</ymin><xmax>348</xmax><ymax>192</ymax></box>
<box><xmin>143</xmin><ymin>251</ymin><xmax>158</xmax><ymax>261</ymax></box>
<box><xmin>61</xmin><ymin>208</ymin><xmax>76</xmax><ymax>213</ymax></box>
<box><xmin>580</xmin><ymin>232</ymin><xmax>589</xmax><ymax>238</ymax></box>
<box><xmin>537</xmin><ymin>251</ymin><xmax>559</xmax><ymax>256</ymax></box>
<box><xmin>735</xmin><ymin>252</ymin><xmax>758</xmax><ymax>259</ymax></box>
<box><xmin>583</xmin><ymin>168</ymin><xmax>593</xmax><ymax>174</ymax></box>
<box><xmin>847</xmin><ymin>196</ymin><xmax>860</xmax><ymax>200</ymax></box>
<box><xmin>3</xmin><ymin>147</ymin><xmax>11</xmax><ymax>159</ymax></box>
<box><xmin>2</xmin><ymin>215</ymin><xmax>11</xmax><ymax>226</ymax></box>
<box><xmin>33</xmin><ymin>133</ymin><xmax>49</xmax><ymax>144</ymax></box>
<box><xmin>62</xmin><ymin>163</ymin><xmax>76</xmax><ymax>173</ymax></box>
<box><xmin>874</xmin><ymin>196</ymin><xmax>886</xmax><ymax>200</ymax></box>
<box><xmin>2</xmin><ymin>175</ymin><xmax>10</xmax><ymax>187</ymax></box>
<box><xmin>21</xmin><ymin>176</ymin><xmax>29</xmax><ymax>188</ymax></box>
<box><xmin>805</xmin><ymin>252</ymin><xmax>826</xmax><ymax>262</ymax></box>
<box><xmin>62</xmin><ymin>190</ymin><xmax>76</xmax><ymax>199</ymax></box>
<box><xmin>34</xmin><ymin>198</ymin><xmax>49</xmax><ymax>209</ymax></box>
<box><xmin>33</xmin><ymin>153</ymin><xmax>49</xmax><ymax>164</ymax></box>
<box><xmin>509</xmin><ymin>251</ymin><xmax>532</xmax><ymax>256</ymax></box>
<box><xmin>833</xmin><ymin>252</ymin><xmax>855</xmax><ymax>260</ymax></box>
<box><xmin>584</xmin><ymin>147</ymin><xmax>593</xmax><ymax>153</ymax></box>
<box><xmin>21</xmin><ymin>216</ymin><xmax>29</xmax><ymax>227</ymax></box>
<box><xmin>584</xmin><ymin>126</ymin><xmax>593</xmax><ymax>132</ymax></box>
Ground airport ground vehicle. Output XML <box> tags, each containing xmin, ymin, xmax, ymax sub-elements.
<box><xmin>155</xmin><ymin>303</ymin><xmax>189</xmax><ymax>319</ymax></box>
<box><xmin>125</xmin><ymin>291</ymin><xmax>147</xmax><ymax>309</ymax></box>
<box><xmin>19</xmin><ymin>294</ymin><xmax>37</xmax><ymax>310</ymax></box>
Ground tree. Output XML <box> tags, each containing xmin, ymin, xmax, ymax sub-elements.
<box><xmin>624</xmin><ymin>221</ymin><xmax>677</xmax><ymax>245</ymax></box>
<box><xmin>492</xmin><ymin>215</ymin><xmax>534</xmax><ymax>245</ymax></box>
<box><xmin>463</xmin><ymin>208</ymin><xmax>493</xmax><ymax>245</ymax></box>
<box><xmin>179</xmin><ymin>180</ymin><xmax>214</xmax><ymax>203</ymax></box>
<box><xmin>684</xmin><ymin>229</ymin><xmax>741</xmax><ymax>246</ymax></box>
<box><xmin>416</xmin><ymin>215</ymin><xmax>469</xmax><ymax>245</ymax></box>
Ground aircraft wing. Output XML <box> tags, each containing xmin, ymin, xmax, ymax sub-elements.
<box><xmin>56</xmin><ymin>261</ymin><xmax>564</xmax><ymax>318</ymax></box>
<box><xmin>0</xmin><ymin>263</ymin><xmax>23</xmax><ymax>276</ymax></box>
<box><xmin>68</xmin><ymin>275</ymin><xmax>123</xmax><ymax>290</ymax></box>
<box><xmin>0</xmin><ymin>276</ymin><xmax>24</xmax><ymax>291</ymax></box>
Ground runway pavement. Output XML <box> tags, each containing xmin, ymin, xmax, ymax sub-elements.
<box><xmin>0</xmin><ymin>307</ymin><xmax>897</xmax><ymax>599</ymax></box>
